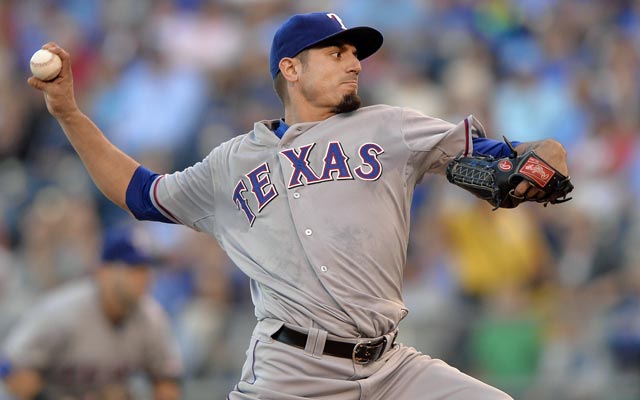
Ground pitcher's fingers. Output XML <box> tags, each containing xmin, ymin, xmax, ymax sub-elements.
<box><xmin>43</xmin><ymin>44</ymin><xmax>70</xmax><ymax>62</ymax></box>
<box><xmin>27</xmin><ymin>76</ymin><xmax>47</xmax><ymax>90</ymax></box>
<box><xmin>40</xmin><ymin>43</ymin><xmax>71</xmax><ymax>79</ymax></box>
<box><xmin>513</xmin><ymin>181</ymin><xmax>531</xmax><ymax>197</ymax></box>
<box><xmin>524</xmin><ymin>188</ymin><xmax>545</xmax><ymax>201</ymax></box>
<box><xmin>532</xmin><ymin>190</ymin><xmax>548</xmax><ymax>201</ymax></box>
<box><xmin>42</xmin><ymin>42</ymin><xmax>59</xmax><ymax>50</ymax></box>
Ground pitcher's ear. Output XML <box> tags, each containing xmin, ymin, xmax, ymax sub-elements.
<box><xmin>279</xmin><ymin>57</ymin><xmax>301</xmax><ymax>82</ymax></box>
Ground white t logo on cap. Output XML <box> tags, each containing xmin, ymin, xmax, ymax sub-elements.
<box><xmin>326</xmin><ymin>13</ymin><xmax>347</xmax><ymax>30</ymax></box>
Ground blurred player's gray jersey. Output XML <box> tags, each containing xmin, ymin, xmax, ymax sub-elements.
<box><xmin>152</xmin><ymin>105</ymin><xmax>485</xmax><ymax>338</ymax></box>
<box><xmin>2</xmin><ymin>280</ymin><xmax>182</xmax><ymax>398</ymax></box>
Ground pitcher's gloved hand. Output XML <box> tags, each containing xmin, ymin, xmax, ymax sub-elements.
<box><xmin>446</xmin><ymin>137</ymin><xmax>574</xmax><ymax>210</ymax></box>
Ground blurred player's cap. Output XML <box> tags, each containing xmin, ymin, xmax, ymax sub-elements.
<box><xmin>270</xmin><ymin>12</ymin><xmax>383</xmax><ymax>79</ymax></box>
<box><xmin>100</xmin><ymin>226</ymin><xmax>154</xmax><ymax>267</ymax></box>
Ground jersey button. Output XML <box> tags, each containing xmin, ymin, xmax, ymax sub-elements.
<box><xmin>304</xmin><ymin>229</ymin><xmax>313</xmax><ymax>236</ymax></box>
<box><xmin>320</xmin><ymin>265</ymin><xmax>328</xmax><ymax>272</ymax></box>
<box><xmin>293</xmin><ymin>192</ymin><xmax>300</xmax><ymax>199</ymax></box>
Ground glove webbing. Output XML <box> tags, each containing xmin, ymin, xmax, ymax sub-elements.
<box><xmin>447</xmin><ymin>160</ymin><xmax>508</xmax><ymax>210</ymax></box>
<box><xmin>448</xmin><ymin>163</ymin><xmax>494</xmax><ymax>190</ymax></box>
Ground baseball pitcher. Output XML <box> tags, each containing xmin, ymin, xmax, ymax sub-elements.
<box><xmin>27</xmin><ymin>12</ymin><xmax>572</xmax><ymax>400</ymax></box>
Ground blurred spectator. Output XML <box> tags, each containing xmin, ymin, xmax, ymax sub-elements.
<box><xmin>440</xmin><ymin>201</ymin><xmax>552</xmax><ymax>298</ymax></box>
<box><xmin>468</xmin><ymin>285</ymin><xmax>542</xmax><ymax>398</ymax></box>
<box><xmin>90</xmin><ymin>40</ymin><xmax>208</xmax><ymax>171</ymax></box>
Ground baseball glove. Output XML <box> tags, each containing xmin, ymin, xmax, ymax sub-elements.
<box><xmin>445</xmin><ymin>137</ymin><xmax>573</xmax><ymax>210</ymax></box>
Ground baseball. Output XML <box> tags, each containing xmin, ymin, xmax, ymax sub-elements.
<box><xmin>30</xmin><ymin>49</ymin><xmax>62</xmax><ymax>81</ymax></box>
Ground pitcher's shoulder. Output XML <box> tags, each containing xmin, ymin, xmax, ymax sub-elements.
<box><xmin>205</xmin><ymin>132</ymin><xmax>250</xmax><ymax>158</ymax></box>
<box><xmin>356</xmin><ymin>104</ymin><xmax>403</xmax><ymax>116</ymax></box>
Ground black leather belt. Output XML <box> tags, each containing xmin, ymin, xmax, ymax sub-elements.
<box><xmin>271</xmin><ymin>326</ymin><xmax>394</xmax><ymax>365</ymax></box>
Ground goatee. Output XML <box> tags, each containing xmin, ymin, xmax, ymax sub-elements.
<box><xmin>332</xmin><ymin>93</ymin><xmax>361</xmax><ymax>114</ymax></box>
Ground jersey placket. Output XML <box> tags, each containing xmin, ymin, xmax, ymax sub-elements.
<box><xmin>277</xmin><ymin>125</ymin><xmax>332</xmax><ymax>278</ymax></box>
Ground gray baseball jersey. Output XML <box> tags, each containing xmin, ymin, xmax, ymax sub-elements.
<box><xmin>2</xmin><ymin>279</ymin><xmax>182</xmax><ymax>398</ymax></box>
<box><xmin>150</xmin><ymin>105</ymin><xmax>484</xmax><ymax>339</ymax></box>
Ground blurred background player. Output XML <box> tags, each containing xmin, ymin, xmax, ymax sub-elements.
<box><xmin>0</xmin><ymin>226</ymin><xmax>183</xmax><ymax>400</ymax></box>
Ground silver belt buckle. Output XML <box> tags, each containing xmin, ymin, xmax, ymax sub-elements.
<box><xmin>352</xmin><ymin>340</ymin><xmax>373</xmax><ymax>365</ymax></box>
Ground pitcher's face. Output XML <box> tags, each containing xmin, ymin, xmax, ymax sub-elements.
<box><xmin>297</xmin><ymin>43</ymin><xmax>362</xmax><ymax>114</ymax></box>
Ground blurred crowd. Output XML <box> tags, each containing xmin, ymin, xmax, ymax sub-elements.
<box><xmin>1</xmin><ymin>0</ymin><xmax>640</xmax><ymax>399</ymax></box>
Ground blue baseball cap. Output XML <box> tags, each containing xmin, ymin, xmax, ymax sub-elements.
<box><xmin>100</xmin><ymin>227</ymin><xmax>154</xmax><ymax>267</ymax></box>
<box><xmin>270</xmin><ymin>12</ymin><xmax>383</xmax><ymax>79</ymax></box>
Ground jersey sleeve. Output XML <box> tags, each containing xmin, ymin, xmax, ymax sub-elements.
<box><xmin>126</xmin><ymin>166</ymin><xmax>175</xmax><ymax>223</ymax></box>
<box><xmin>148</xmin><ymin>152</ymin><xmax>217</xmax><ymax>231</ymax></box>
<box><xmin>1</xmin><ymin>304</ymin><xmax>66</xmax><ymax>371</ymax></box>
<box><xmin>140</xmin><ymin>298</ymin><xmax>183</xmax><ymax>381</ymax></box>
<box><xmin>400</xmin><ymin>108</ymin><xmax>487</xmax><ymax>178</ymax></box>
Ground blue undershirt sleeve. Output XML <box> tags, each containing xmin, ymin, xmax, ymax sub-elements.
<box><xmin>472</xmin><ymin>137</ymin><xmax>522</xmax><ymax>158</ymax></box>
<box><xmin>126</xmin><ymin>166</ymin><xmax>175</xmax><ymax>223</ymax></box>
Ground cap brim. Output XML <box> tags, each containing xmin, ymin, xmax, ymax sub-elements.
<box><xmin>306</xmin><ymin>26</ymin><xmax>383</xmax><ymax>61</ymax></box>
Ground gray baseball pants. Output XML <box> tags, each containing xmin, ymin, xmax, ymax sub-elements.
<box><xmin>228</xmin><ymin>318</ymin><xmax>513</xmax><ymax>400</ymax></box>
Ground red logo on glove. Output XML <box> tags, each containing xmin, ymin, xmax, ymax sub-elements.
<box><xmin>519</xmin><ymin>157</ymin><xmax>553</xmax><ymax>187</ymax></box>
<box><xmin>498</xmin><ymin>160</ymin><xmax>513</xmax><ymax>171</ymax></box>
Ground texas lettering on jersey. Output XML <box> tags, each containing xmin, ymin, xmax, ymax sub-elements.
<box><xmin>233</xmin><ymin>141</ymin><xmax>385</xmax><ymax>226</ymax></box>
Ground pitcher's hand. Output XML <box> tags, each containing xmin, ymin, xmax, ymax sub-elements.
<box><xmin>27</xmin><ymin>43</ymin><xmax>79</xmax><ymax>120</ymax></box>
<box><xmin>513</xmin><ymin>139</ymin><xmax>569</xmax><ymax>201</ymax></box>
